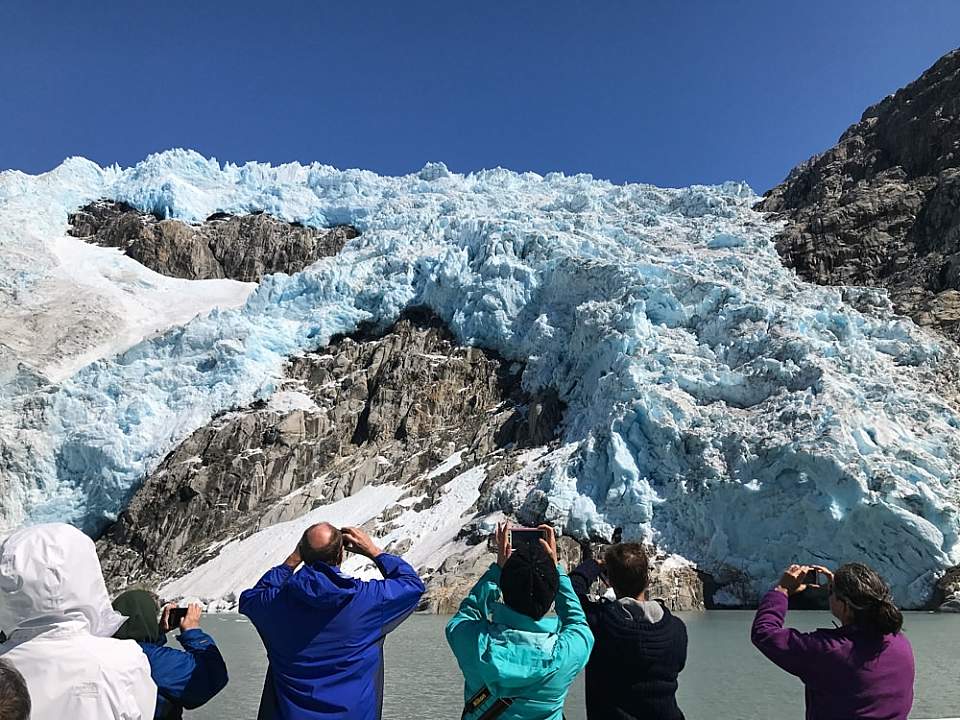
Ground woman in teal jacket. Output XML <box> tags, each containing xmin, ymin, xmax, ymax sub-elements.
<box><xmin>446</xmin><ymin>523</ymin><xmax>594</xmax><ymax>720</ymax></box>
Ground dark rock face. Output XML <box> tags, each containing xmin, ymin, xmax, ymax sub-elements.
<box><xmin>68</xmin><ymin>200</ymin><xmax>359</xmax><ymax>282</ymax></box>
<box><xmin>759</xmin><ymin>49</ymin><xmax>960</xmax><ymax>340</ymax></box>
<box><xmin>935</xmin><ymin>565</ymin><xmax>960</xmax><ymax>612</ymax></box>
<box><xmin>96</xmin><ymin>309</ymin><xmax>563</xmax><ymax>593</ymax></box>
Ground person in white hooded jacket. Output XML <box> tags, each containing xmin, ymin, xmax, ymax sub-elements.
<box><xmin>0</xmin><ymin>522</ymin><xmax>157</xmax><ymax>719</ymax></box>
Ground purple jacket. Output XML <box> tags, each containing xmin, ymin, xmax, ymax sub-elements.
<box><xmin>751</xmin><ymin>589</ymin><xmax>914</xmax><ymax>720</ymax></box>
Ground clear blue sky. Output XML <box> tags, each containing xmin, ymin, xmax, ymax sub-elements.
<box><xmin>1</xmin><ymin>1</ymin><xmax>958</xmax><ymax>193</ymax></box>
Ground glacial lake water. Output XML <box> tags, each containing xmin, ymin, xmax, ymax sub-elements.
<box><xmin>193</xmin><ymin>611</ymin><xmax>958</xmax><ymax>720</ymax></box>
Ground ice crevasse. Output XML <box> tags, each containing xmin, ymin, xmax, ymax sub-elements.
<box><xmin>0</xmin><ymin>149</ymin><xmax>958</xmax><ymax>606</ymax></box>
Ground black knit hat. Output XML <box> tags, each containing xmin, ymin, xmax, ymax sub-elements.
<box><xmin>500</xmin><ymin>543</ymin><xmax>560</xmax><ymax>620</ymax></box>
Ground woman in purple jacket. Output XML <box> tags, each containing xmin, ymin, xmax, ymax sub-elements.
<box><xmin>751</xmin><ymin>562</ymin><xmax>914</xmax><ymax>720</ymax></box>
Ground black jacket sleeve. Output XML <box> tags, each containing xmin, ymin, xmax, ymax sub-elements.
<box><xmin>570</xmin><ymin>557</ymin><xmax>606</xmax><ymax>627</ymax></box>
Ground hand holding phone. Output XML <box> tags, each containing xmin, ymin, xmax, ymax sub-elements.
<box><xmin>166</xmin><ymin>607</ymin><xmax>189</xmax><ymax>628</ymax></box>
<box><xmin>161</xmin><ymin>603</ymin><xmax>202</xmax><ymax>632</ymax></box>
<box><xmin>161</xmin><ymin>604</ymin><xmax>187</xmax><ymax>632</ymax></box>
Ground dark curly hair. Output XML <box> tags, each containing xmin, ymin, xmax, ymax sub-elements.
<box><xmin>0</xmin><ymin>658</ymin><xmax>31</xmax><ymax>720</ymax></box>
<box><xmin>832</xmin><ymin>562</ymin><xmax>903</xmax><ymax>635</ymax></box>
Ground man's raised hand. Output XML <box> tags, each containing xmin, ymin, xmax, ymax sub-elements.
<box><xmin>181</xmin><ymin>603</ymin><xmax>202</xmax><ymax>631</ymax></box>
<box><xmin>496</xmin><ymin>521</ymin><xmax>512</xmax><ymax>567</ymax></box>
<box><xmin>342</xmin><ymin>526</ymin><xmax>382</xmax><ymax>559</ymax></box>
<box><xmin>284</xmin><ymin>546</ymin><xmax>302</xmax><ymax>569</ymax></box>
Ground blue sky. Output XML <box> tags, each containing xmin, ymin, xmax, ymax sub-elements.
<box><xmin>1</xmin><ymin>1</ymin><xmax>957</xmax><ymax>192</ymax></box>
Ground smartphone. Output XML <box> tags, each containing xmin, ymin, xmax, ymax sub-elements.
<box><xmin>803</xmin><ymin>569</ymin><xmax>822</xmax><ymax>587</ymax></box>
<box><xmin>166</xmin><ymin>607</ymin><xmax>188</xmax><ymax>629</ymax></box>
<box><xmin>509</xmin><ymin>527</ymin><xmax>545</xmax><ymax>550</ymax></box>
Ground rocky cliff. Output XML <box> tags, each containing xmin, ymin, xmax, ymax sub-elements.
<box><xmin>97</xmin><ymin>309</ymin><xmax>563</xmax><ymax>593</ymax></box>
<box><xmin>935</xmin><ymin>565</ymin><xmax>960</xmax><ymax>612</ymax></box>
<box><xmin>69</xmin><ymin>199</ymin><xmax>358</xmax><ymax>281</ymax></box>
<box><xmin>759</xmin><ymin>48</ymin><xmax>960</xmax><ymax>340</ymax></box>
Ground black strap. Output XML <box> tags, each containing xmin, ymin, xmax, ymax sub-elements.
<box><xmin>462</xmin><ymin>686</ymin><xmax>514</xmax><ymax>720</ymax></box>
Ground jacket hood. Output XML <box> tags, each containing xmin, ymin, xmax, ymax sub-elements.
<box><xmin>112</xmin><ymin>589</ymin><xmax>164</xmax><ymax>644</ymax></box>
<box><xmin>287</xmin><ymin>562</ymin><xmax>360</xmax><ymax>610</ymax></box>
<box><xmin>0</xmin><ymin>523</ymin><xmax>126</xmax><ymax>638</ymax></box>
<box><xmin>478</xmin><ymin>602</ymin><xmax>562</xmax><ymax>693</ymax></box>
<box><xmin>595</xmin><ymin>598</ymin><xmax>675</xmax><ymax>664</ymax></box>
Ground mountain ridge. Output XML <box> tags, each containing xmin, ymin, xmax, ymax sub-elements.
<box><xmin>760</xmin><ymin>47</ymin><xmax>960</xmax><ymax>346</ymax></box>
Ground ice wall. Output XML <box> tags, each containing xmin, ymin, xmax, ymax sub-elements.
<box><xmin>1</xmin><ymin>149</ymin><xmax>958</xmax><ymax>605</ymax></box>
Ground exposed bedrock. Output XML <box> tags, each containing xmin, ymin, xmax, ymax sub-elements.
<box><xmin>759</xmin><ymin>48</ymin><xmax>960</xmax><ymax>342</ymax></box>
<box><xmin>935</xmin><ymin>565</ymin><xmax>960</xmax><ymax>612</ymax></box>
<box><xmin>68</xmin><ymin>199</ymin><xmax>359</xmax><ymax>281</ymax></box>
<box><xmin>96</xmin><ymin>308</ymin><xmax>564</xmax><ymax>594</ymax></box>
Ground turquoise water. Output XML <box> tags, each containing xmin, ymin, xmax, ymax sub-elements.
<box><xmin>193</xmin><ymin>611</ymin><xmax>959</xmax><ymax>719</ymax></box>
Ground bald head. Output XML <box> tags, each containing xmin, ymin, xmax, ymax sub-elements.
<box><xmin>297</xmin><ymin>522</ymin><xmax>343</xmax><ymax>566</ymax></box>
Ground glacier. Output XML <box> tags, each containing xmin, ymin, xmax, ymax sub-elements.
<box><xmin>1</xmin><ymin>149</ymin><xmax>959</xmax><ymax>606</ymax></box>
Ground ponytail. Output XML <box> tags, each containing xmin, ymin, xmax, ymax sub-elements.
<box><xmin>833</xmin><ymin>563</ymin><xmax>903</xmax><ymax>635</ymax></box>
<box><xmin>869</xmin><ymin>598</ymin><xmax>903</xmax><ymax>635</ymax></box>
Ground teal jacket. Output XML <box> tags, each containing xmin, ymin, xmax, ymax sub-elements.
<box><xmin>446</xmin><ymin>563</ymin><xmax>594</xmax><ymax>720</ymax></box>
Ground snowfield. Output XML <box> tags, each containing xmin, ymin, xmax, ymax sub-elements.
<box><xmin>161</xmin><ymin>461</ymin><xmax>487</xmax><ymax>610</ymax></box>
<box><xmin>1</xmin><ymin>149</ymin><xmax>959</xmax><ymax>606</ymax></box>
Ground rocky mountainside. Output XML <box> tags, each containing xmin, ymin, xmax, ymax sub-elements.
<box><xmin>69</xmin><ymin>199</ymin><xmax>358</xmax><ymax>281</ymax></box>
<box><xmin>759</xmin><ymin>48</ymin><xmax>960</xmax><ymax>340</ymax></box>
<box><xmin>97</xmin><ymin>309</ymin><xmax>561</xmax><ymax>593</ymax></box>
<box><xmin>936</xmin><ymin>566</ymin><xmax>960</xmax><ymax>612</ymax></box>
<box><xmin>97</xmin><ymin>308</ymin><xmax>709</xmax><ymax>612</ymax></box>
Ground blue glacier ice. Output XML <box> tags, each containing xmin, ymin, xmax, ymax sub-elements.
<box><xmin>1</xmin><ymin>149</ymin><xmax>959</xmax><ymax>606</ymax></box>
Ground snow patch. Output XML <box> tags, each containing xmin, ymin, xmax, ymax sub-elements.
<box><xmin>160</xmin><ymin>464</ymin><xmax>486</xmax><ymax>611</ymax></box>
<box><xmin>159</xmin><ymin>484</ymin><xmax>405</xmax><ymax>607</ymax></box>
<box><xmin>265</xmin><ymin>390</ymin><xmax>321</xmax><ymax>414</ymax></box>
<box><xmin>425</xmin><ymin>450</ymin><xmax>464</xmax><ymax>480</ymax></box>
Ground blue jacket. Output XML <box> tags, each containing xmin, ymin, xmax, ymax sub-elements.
<box><xmin>139</xmin><ymin>628</ymin><xmax>229</xmax><ymax>720</ymax></box>
<box><xmin>239</xmin><ymin>554</ymin><xmax>425</xmax><ymax>720</ymax></box>
<box><xmin>446</xmin><ymin>563</ymin><xmax>594</xmax><ymax>720</ymax></box>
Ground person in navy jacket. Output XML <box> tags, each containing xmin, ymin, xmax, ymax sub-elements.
<box><xmin>570</xmin><ymin>542</ymin><xmax>687</xmax><ymax>720</ymax></box>
<box><xmin>112</xmin><ymin>591</ymin><xmax>229</xmax><ymax>720</ymax></box>
<box><xmin>239</xmin><ymin>523</ymin><xmax>425</xmax><ymax>720</ymax></box>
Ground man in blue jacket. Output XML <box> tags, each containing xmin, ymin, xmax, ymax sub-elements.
<box><xmin>239</xmin><ymin>523</ymin><xmax>425</xmax><ymax>720</ymax></box>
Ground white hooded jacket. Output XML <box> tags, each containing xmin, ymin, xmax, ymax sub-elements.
<box><xmin>0</xmin><ymin>523</ymin><xmax>156</xmax><ymax>719</ymax></box>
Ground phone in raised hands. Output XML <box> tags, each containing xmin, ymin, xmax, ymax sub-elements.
<box><xmin>165</xmin><ymin>607</ymin><xmax>188</xmax><ymax>629</ymax></box>
<box><xmin>509</xmin><ymin>527</ymin><xmax>546</xmax><ymax>552</ymax></box>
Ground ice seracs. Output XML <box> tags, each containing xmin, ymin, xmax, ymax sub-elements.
<box><xmin>1</xmin><ymin>149</ymin><xmax>959</xmax><ymax>606</ymax></box>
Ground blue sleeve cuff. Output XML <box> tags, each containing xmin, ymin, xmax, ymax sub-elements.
<box><xmin>177</xmin><ymin>627</ymin><xmax>216</xmax><ymax>648</ymax></box>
